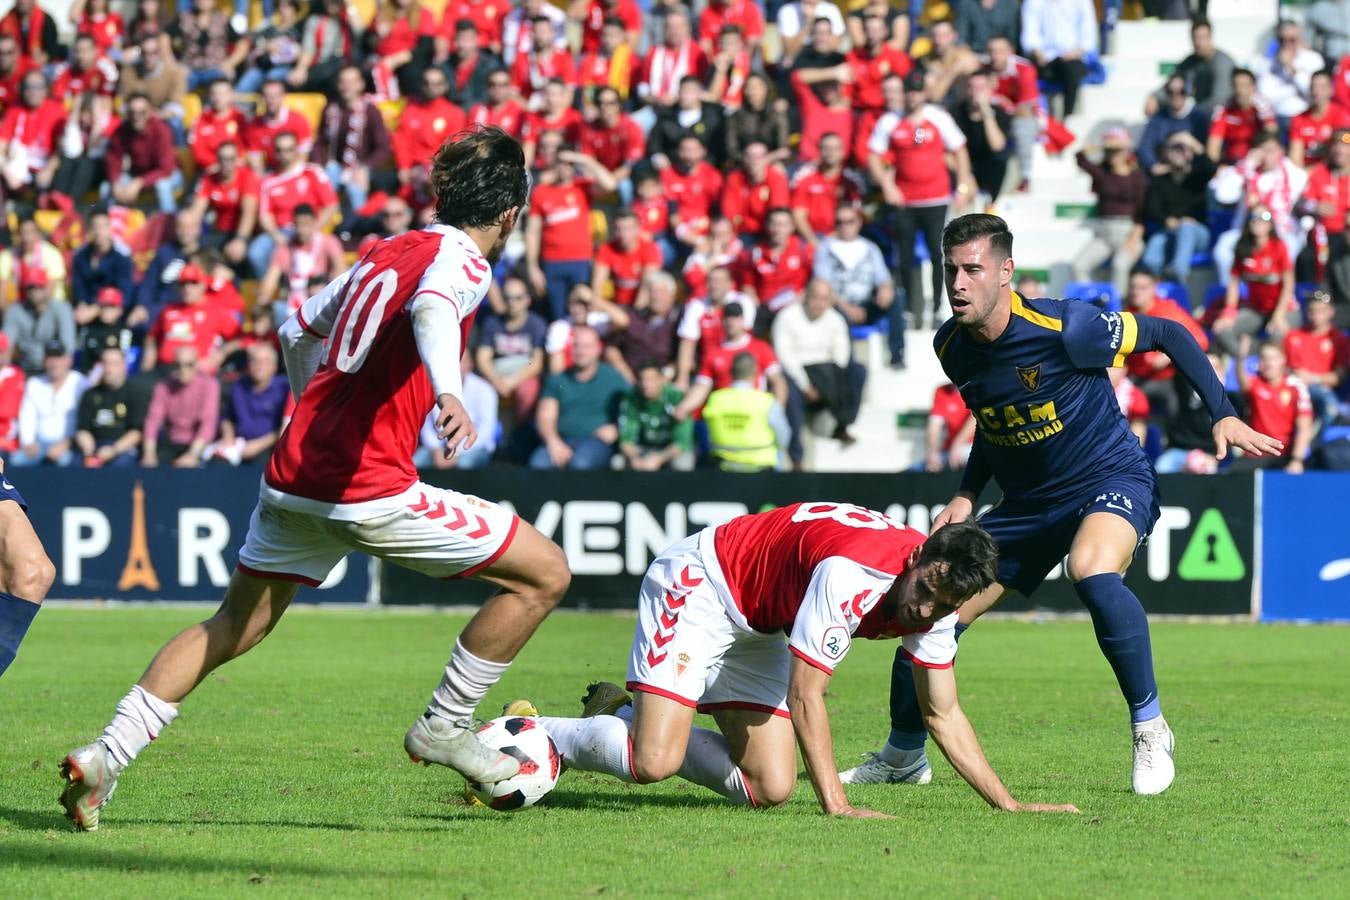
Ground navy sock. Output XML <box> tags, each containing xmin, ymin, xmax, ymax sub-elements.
<box><xmin>886</xmin><ymin>621</ymin><xmax>971</xmax><ymax>751</ymax></box>
<box><xmin>1075</xmin><ymin>573</ymin><xmax>1162</xmax><ymax>723</ymax></box>
<box><xmin>0</xmin><ymin>591</ymin><xmax>39</xmax><ymax>678</ymax></box>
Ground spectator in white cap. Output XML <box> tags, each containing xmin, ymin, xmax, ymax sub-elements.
<box><xmin>1072</xmin><ymin>126</ymin><xmax>1148</xmax><ymax>297</ymax></box>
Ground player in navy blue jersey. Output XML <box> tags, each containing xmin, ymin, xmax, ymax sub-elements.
<box><xmin>0</xmin><ymin>461</ymin><xmax>56</xmax><ymax>678</ymax></box>
<box><xmin>841</xmin><ymin>214</ymin><xmax>1282</xmax><ymax>795</ymax></box>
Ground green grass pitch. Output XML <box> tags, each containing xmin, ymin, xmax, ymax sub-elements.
<box><xmin>2</xmin><ymin>607</ymin><xmax>1348</xmax><ymax>897</ymax></box>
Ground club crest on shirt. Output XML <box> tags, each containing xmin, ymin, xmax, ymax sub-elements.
<box><xmin>1015</xmin><ymin>363</ymin><xmax>1042</xmax><ymax>392</ymax></box>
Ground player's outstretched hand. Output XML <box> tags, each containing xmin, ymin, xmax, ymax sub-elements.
<box><xmin>436</xmin><ymin>393</ymin><xmax>478</xmax><ymax>460</ymax></box>
<box><xmin>932</xmin><ymin>494</ymin><xmax>974</xmax><ymax>531</ymax></box>
<box><xmin>830</xmin><ymin>805</ymin><xmax>896</xmax><ymax>820</ymax></box>
<box><xmin>1010</xmin><ymin>801</ymin><xmax>1080</xmax><ymax>814</ymax></box>
<box><xmin>1213</xmin><ymin>416</ymin><xmax>1284</xmax><ymax>460</ymax></box>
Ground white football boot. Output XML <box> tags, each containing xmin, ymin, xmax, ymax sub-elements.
<box><xmin>1131</xmin><ymin>718</ymin><xmax>1175</xmax><ymax>795</ymax></box>
<box><xmin>59</xmin><ymin>742</ymin><xmax>120</xmax><ymax>831</ymax></box>
<box><xmin>404</xmin><ymin>713</ymin><xmax>521</xmax><ymax>782</ymax></box>
<box><xmin>839</xmin><ymin>750</ymin><xmax>933</xmax><ymax>785</ymax></box>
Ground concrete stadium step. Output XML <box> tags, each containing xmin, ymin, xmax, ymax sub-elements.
<box><xmin>1110</xmin><ymin>19</ymin><xmax>1192</xmax><ymax>60</ymax></box>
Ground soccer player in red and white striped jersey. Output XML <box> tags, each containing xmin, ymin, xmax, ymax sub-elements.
<box><xmin>532</xmin><ymin>504</ymin><xmax>1078</xmax><ymax>816</ymax></box>
<box><xmin>61</xmin><ymin>129</ymin><xmax>573</xmax><ymax>832</ymax></box>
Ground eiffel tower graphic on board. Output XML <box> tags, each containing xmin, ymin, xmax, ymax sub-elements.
<box><xmin>118</xmin><ymin>481</ymin><xmax>160</xmax><ymax>592</ymax></box>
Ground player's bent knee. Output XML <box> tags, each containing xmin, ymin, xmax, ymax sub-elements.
<box><xmin>746</xmin><ymin>770</ymin><xmax>796</xmax><ymax>808</ymax></box>
<box><xmin>1066</xmin><ymin>553</ymin><xmax>1120</xmax><ymax>583</ymax></box>
<box><xmin>4</xmin><ymin>550</ymin><xmax>55</xmax><ymax>602</ymax></box>
<box><xmin>629</xmin><ymin>750</ymin><xmax>680</xmax><ymax>785</ymax></box>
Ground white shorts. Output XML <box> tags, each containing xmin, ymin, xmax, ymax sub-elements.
<box><xmin>626</xmin><ymin>532</ymin><xmax>790</xmax><ymax>719</ymax></box>
<box><xmin>237</xmin><ymin>482</ymin><xmax>519</xmax><ymax>586</ymax></box>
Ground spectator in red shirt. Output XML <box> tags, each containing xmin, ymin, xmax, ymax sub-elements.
<box><xmin>1215</xmin><ymin>206</ymin><xmax>1299</xmax><ymax>358</ymax></box>
<box><xmin>593</xmin><ymin>209</ymin><xmax>661</xmax><ymax>307</ymax></box>
<box><xmin>512</xmin><ymin>15</ymin><xmax>575</xmax><ymax>108</ymax></box>
<box><xmin>0</xmin><ymin>70</ymin><xmax>65</xmax><ymax>200</ymax></box>
<box><xmin>1235</xmin><ymin>337</ymin><xmax>1313</xmax><ymax>473</ymax></box>
<box><xmin>1207</xmin><ymin>68</ymin><xmax>1277</xmax><ymax>165</ymax></box>
<box><xmin>790</xmin><ymin>132</ymin><xmax>863</xmax><ymax>244</ymax></box>
<box><xmin>738</xmin><ymin>207</ymin><xmax>813</xmax><ymax>317</ymax></box>
<box><xmin>660</xmin><ymin>133</ymin><xmax>724</xmax><ymax>250</ymax></box>
<box><xmin>720</xmin><ymin>141</ymin><xmax>789</xmax><ymax>239</ymax></box>
<box><xmin>0</xmin><ymin>334</ymin><xmax>26</xmax><ymax>453</ymax></box>
<box><xmin>144</xmin><ymin>263</ymin><xmax>242</xmax><ymax>374</ymax></box>
<box><xmin>674</xmin><ymin>301</ymin><xmax>786</xmax><ymax>419</ymax></box>
<box><xmin>986</xmin><ymin>35</ymin><xmax>1039</xmax><ymax>193</ymax></box>
<box><xmin>438</xmin><ymin>0</ymin><xmax>511</xmax><ymax>57</ymax></box>
<box><xmin>571</xmin><ymin>0</ymin><xmax>641</xmax><ymax>56</ymax></box>
<box><xmin>188</xmin><ymin>140</ymin><xmax>259</xmax><ymax>270</ymax></box>
<box><xmin>52</xmin><ymin>34</ymin><xmax>118</xmax><ymax>99</ymax></box>
<box><xmin>1283</xmin><ymin>291</ymin><xmax>1349</xmax><ymax>426</ymax></box>
<box><xmin>1289</xmin><ymin>69</ymin><xmax>1350</xmax><ymax>169</ymax></box>
<box><xmin>469</xmin><ymin>68</ymin><xmax>529</xmax><ymax>139</ymax></box>
<box><xmin>632</xmin><ymin>169</ymin><xmax>674</xmax><ymax>262</ymax></box>
<box><xmin>1302</xmin><ymin>128</ymin><xmax>1350</xmax><ymax>289</ymax></box>
<box><xmin>367</xmin><ymin>0</ymin><xmax>437</xmax><ymax>99</ymax></box>
<box><xmin>0</xmin><ymin>35</ymin><xmax>36</xmax><ymax>109</ymax></box>
<box><xmin>682</xmin><ymin>216</ymin><xmax>742</xmax><ymax>299</ymax></box>
<box><xmin>249</xmin><ymin>130</ymin><xmax>339</xmax><ymax>279</ymax></box>
<box><xmin>697</xmin><ymin>0</ymin><xmax>763</xmax><ymax>58</ymax></box>
<box><xmin>868</xmin><ymin>69</ymin><xmax>975</xmax><ymax>326</ymax></box>
<box><xmin>188</xmin><ymin>77</ymin><xmax>247</xmax><ymax>174</ymax></box>
<box><xmin>522</xmin><ymin>77</ymin><xmax>585</xmax><ymax>166</ymax></box>
<box><xmin>848</xmin><ymin>14</ymin><xmax>912</xmax><ymax>113</ymax></box>
<box><xmin>675</xmin><ymin>265</ymin><xmax>757</xmax><ymax>387</ymax></box>
<box><xmin>1124</xmin><ymin>268</ymin><xmax>1208</xmax><ymax>421</ymax></box>
<box><xmin>922</xmin><ymin>382</ymin><xmax>973</xmax><ymax>472</ymax></box>
<box><xmin>525</xmin><ymin>133</ymin><xmax>617</xmax><ymax>319</ymax></box>
<box><xmin>70</xmin><ymin>0</ymin><xmax>124</xmax><ymax>55</ymax></box>
<box><xmin>258</xmin><ymin>203</ymin><xmax>346</xmax><ymax>317</ymax></box>
<box><xmin>105</xmin><ymin>92</ymin><xmax>181</xmax><ymax>214</ymax></box>
<box><xmin>790</xmin><ymin>64</ymin><xmax>854</xmax><ymax>166</ymax></box>
<box><xmin>580</xmin><ymin>85</ymin><xmax>644</xmax><ymax>204</ymax></box>
<box><xmin>578</xmin><ymin>17</ymin><xmax>638</xmax><ymax>106</ymax></box>
<box><xmin>246</xmin><ymin>78</ymin><xmax>314</xmax><ymax>173</ymax></box>
<box><xmin>393</xmin><ymin>66</ymin><xmax>467</xmax><ymax>207</ymax></box>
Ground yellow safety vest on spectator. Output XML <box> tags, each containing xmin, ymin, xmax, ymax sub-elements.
<box><xmin>703</xmin><ymin>386</ymin><xmax>778</xmax><ymax>472</ymax></box>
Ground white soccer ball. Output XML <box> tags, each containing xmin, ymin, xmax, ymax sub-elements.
<box><xmin>466</xmin><ymin>716</ymin><xmax>561</xmax><ymax>811</ymax></box>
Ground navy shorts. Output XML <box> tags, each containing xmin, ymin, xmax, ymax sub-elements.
<box><xmin>977</xmin><ymin>474</ymin><xmax>1160</xmax><ymax>597</ymax></box>
<box><xmin>0</xmin><ymin>472</ymin><xmax>27</xmax><ymax>511</ymax></box>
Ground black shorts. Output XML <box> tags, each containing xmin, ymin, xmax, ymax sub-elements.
<box><xmin>978</xmin><ymin>474</ymin><xmax>1160</xmax><ymax>597</ymax></box>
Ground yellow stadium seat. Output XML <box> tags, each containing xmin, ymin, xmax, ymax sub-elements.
<box><xmin>236</xmin><ymin>92</ymin><xmax>263</xmax><ymax>115</ymax></box>
<box><xmin>422</xmin><ymin>0</ymin><xmax>450</xmax><ymax>22</ymax></box>
<box><xmin>284</xmin><ymin>93</ymin><xmax>328</xmax><ymax>133</ymax></box>
<box><xmin>181</xmin><ymin>92</ymin><xmax>203</xmax><ymax>130</ymax></box>
<box><xmin>376</xmin><ymin>98</ymin><xmax>406</xmax><ymax>131</ymax></box>
<box><xmin>350</xmin><ymin>0</ymin><xmax>377</xmax><ymax>28</ymax></box>
<box><xmin>32</xmin><ymin>210</ymin><xmax>62</xmax><ymax>235</ymax></box>
<box><xmin>590</xmin><ymin>209</ymin><xmax>607</xmax><ymax>245</ymax></box>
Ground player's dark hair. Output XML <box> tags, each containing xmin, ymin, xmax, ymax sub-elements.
<box><xmin>455</xmin><ymin>18</ymin><xmax>477</xmax><ymax>33</ymax></box>
<box><xmin>293</xmin><ymin>203</ymin><xmax>316</xmax><ymax>219</ymax></box>
<box><xmin>1129</xmin><ymin>263</ymin><xmax>1156</xmax><ymax>280</ymax></box>
<box><xmin>942</xmin><ymin>213</ymin><xmax>1013</xmax><ymax>261</ymax></box>
<box><xmin>430</xmin><ymin>126</ymin><xmax>529</xmax><ymax>230</ymax></box>
<box><xmin>1191</xmin><ymin>17</ymin><xmax>1211</xmax><ymax>33</ymax></box>
<box><xmin>918</xmin><ymin>522</ymin><xmax>999</xmax><ymax>603</ymax></box>
<box><xmin>1233</xmin><ymin>67</ymin><xmax>1255</xmax><ymax>84</ymax></box>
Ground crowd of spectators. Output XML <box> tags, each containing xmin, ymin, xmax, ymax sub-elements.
<box><xmin>0</xmin><ymin>0</ymin><xmax>1344</xmax><ymax>473</ymax></box>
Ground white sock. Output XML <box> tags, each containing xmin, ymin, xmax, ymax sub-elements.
<box><xmin>539</xmin><ymin>714</ymin><xmax>754</xmax><ymax>805</ymax></box>
<box><xmin>879</xmin><ymin>743</ymin><xmax>926</xmax><ymax>767</ymax></box>
<box><xmin>539</xmin><ymin>715</ymin><xmax>636</xmax><ymax>783</ymax></box>
<box><xmin>427</xmin><ymin>639</ymin><xmax>510</xmax><ymax>725</ymax></box>
<box><xmin>98</xmin><ymin>685</ymin><xmax>179</xmax><ymax>775</ymax></box>
<box><xmin>676</xmin><ymin>725</ymin><xmax>756</xmax><ymax>806</ymax></box>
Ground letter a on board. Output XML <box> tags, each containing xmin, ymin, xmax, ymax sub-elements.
<box><xmin>1177</xmin><ymin>508</ymin><xmax>1245</xmax><ymax>581</ymax></box>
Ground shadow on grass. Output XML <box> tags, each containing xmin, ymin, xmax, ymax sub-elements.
<box><xmin>0</xmin><ymin>838</ymin><xmax>431</xmax><ymax>882</ymax></box>
<box><xmin>0</xmin><ymin>802</ymin><xmax>469</xmax><ymax>835</ymax></box>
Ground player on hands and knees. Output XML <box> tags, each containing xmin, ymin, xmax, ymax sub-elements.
<box><xmin>523</xmin><ymin>503</ymin><xmax>1077</xmax><ymax>816</ymax></box>
<box><xmin>61</xmin><ymin>127</ymin><xmax>572</xmax><ymax>831</ymax></box>
<box><xmin>842</xmin><ymin>214</ymin><xmax>1282</xmax><ymax>795</ymax></box>
<box><xmin>0</xmin><ymin>460</ymin><xmax>57</xmax><ymax>679</ymax></box>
